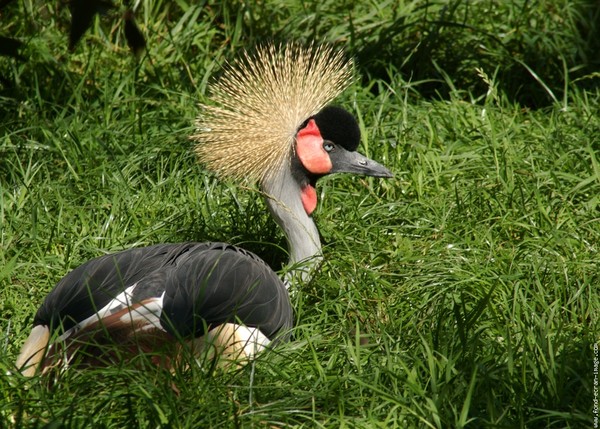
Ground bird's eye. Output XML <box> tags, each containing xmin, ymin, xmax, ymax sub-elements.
<box><xmin>323</xmin><ymin>142</ymin><xmax>335</xmax><ymax>152</ymax></box>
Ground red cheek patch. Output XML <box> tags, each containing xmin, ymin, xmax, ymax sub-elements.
<box><xmin>301</xmin><ymin>184</ymin><xmax>318</xmax><ymax>215</ymax></box>
<box><xmin>296</xmin><ymin>119</ymin><xmax>332</xmax><ymax>174</ymax></box>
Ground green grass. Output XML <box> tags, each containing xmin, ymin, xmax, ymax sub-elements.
<box><xmin>1</xmin><ymin>0</ymin><xmax>598</xmax><ymax>427</ymax></box>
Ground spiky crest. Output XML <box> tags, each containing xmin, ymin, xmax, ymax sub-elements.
<box><xmin>192</xmin><ymin>42</ymin><xmax>354</xmax><ymax>184</ymax></box>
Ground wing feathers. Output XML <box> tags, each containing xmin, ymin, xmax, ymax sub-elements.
<box><xmin>20</xmin><ymin>242</ymin><xmax>292</xmax><ymax>374</ymax></box>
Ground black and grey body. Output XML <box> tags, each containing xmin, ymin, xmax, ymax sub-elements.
<box><xmin>17</xmin><ymin>243</ymin><xmax>292</xmax><ymax>374</ymax></box>
<box><xmin>35</xmin><ymin>242</ymin><xmax>291</xmax><ymax>339</ymax></box>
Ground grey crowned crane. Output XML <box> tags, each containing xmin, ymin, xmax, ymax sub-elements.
<box><xmin>15</xmin><ymin>43</ymin><xmax>392</xmax><ymax>376</ymax></box>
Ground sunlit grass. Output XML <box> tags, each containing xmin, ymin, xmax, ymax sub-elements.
<box><xmin>1</xmin><ymin>1</ymin><xmax>598</xmax><ymax>427</ymax></box>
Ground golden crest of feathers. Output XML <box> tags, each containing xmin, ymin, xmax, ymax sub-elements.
<box><xmin>192</xmin><ymin>43</ymin><xmax>354</xmax><ymax>184</ymax></box>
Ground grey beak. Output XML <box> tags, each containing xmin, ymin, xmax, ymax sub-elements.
<box><xmin>329</xmin><ymin>146</ymin><xmax>393</xmax><ymax>178</ymax></box>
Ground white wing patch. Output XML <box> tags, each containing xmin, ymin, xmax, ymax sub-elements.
<box><xmin>58</xmin><ymin>283</ymin><xmax>166</xmax><ymax>342</ymax></box>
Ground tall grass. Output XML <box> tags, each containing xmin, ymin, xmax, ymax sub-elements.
<box><xmin>1</xmin><ymin>0</ymin><xmax>598</xmax><ymax>427</ymax></box>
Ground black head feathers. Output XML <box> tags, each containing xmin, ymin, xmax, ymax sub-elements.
<box><xmin>312</xmin><ymin>106</ymin><xmax>361</xmax><ymax>152</ymax></box>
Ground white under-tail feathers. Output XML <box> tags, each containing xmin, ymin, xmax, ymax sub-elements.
<box><xmin>193</xmin><ymin>42</ymin><xmax>354</xmax><ymax>184</ymax></box>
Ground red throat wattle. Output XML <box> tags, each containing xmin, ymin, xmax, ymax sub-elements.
<box><xmin>301</xmin><ymin>184</ymin><xmax>318</xmax><ymax>215</ymax></box>
<box><xmin>296</xmin><ymin>119</ymin><xmax>332</xmax><ymax>216</ymax></box>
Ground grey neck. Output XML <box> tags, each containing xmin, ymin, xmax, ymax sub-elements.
<box><xmin>261</xmin><ymin>167</ymin><xmax>322</xmax><ymax>288</ymax></box>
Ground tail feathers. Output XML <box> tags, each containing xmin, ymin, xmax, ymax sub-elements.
<box><xmin>15</xmin><ymin>325</ymin><xmax>50</xmax><ymax>377</ymax></box>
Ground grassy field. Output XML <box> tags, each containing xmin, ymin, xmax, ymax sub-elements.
<box><xmin>1</xmin><ymin>0</ymin><xmax>599</xmax><ymax>427</ymax></box>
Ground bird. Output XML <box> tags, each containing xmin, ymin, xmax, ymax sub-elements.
<box><xmin>15</xmin><ymin>42</ymin><xmax>393</xmax><ymax>376</ymax></box>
